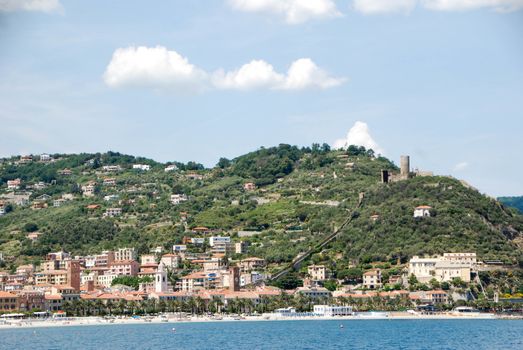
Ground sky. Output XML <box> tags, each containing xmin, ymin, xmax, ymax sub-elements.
<box><xmin>0</xmin><ymin>0</ymin><xmax>522</xmax><ymax>197</ymax></box>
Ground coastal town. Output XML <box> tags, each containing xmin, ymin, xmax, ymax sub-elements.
<box><xmin>1</xmin><ymin>151</ymin><xmax>522</xmax><ymax>323</ymax></box>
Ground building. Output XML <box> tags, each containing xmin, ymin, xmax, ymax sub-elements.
<box><xmin>235</xmin><ymin>241</ymin><xmax>249</xmax><ymax>254</ymax></box>
<box><xmin>104</xmin><ymin>208</ymin><xmax>122</xmax><ymax>217</ymax></box>
<box><xmin>295</xmin><ymin>286</ymin><xmax>331</xmax><ymax>300</ymax></box>
<box><xmin>160</xmin><ymin>254</ymin><xmax>180</xmax><ymax>269</ymax></box>
<box><xmin>53</xmin><ymin>199</ymin><xmax>66</xmax><ymax>207</ymax></box>
<box><xmin>308</xmin><ymin>265</ymin><xmax>328</xmax><ymax>281</ymax></box>
<box><xmin>363</xmin><ymin>269</ymin><xmax>382</xmax><ymax>289</ymax></box>
<box><xmin>102</xmin><ymin>165</ymin><xmax>122</xmax><ymax>172</ymax></box>
<box><xmin>140</xmin><ymin>254</ymin><xmax>157</xmax><ymax>265</ymax></box>
<box><xmin>203</xmin><ymin>258</ymin><xmax>227</xmax><ymax>272</ymax></box>
<box><xmin>81</xmin><ymin>183</ymin><xmax>96</xmax><ymax>197</ymax></box>
<box><xmin>408</xmin><ymin>253</ymin><xmax>474</xmax><ymax>283</ymax></box>
<box><xmin>114</xmin><ymin>248</ymin><xmax>137</xmax><ymax>262</ymax></box>
<box><xmin>132</xmin><ymin>164</ymin><xmax>151</xmax><ymax>171</ymax></box>
<box><xmin>0</xmin><ymin>291</ymin><xmax>19</xmax><ymax>312</ymax></box>
<box><xmin>173</xmin><ymin>245</ymin><xmax>187</xmax><ymax>253</ymax></box>
<box><xmin>103</xmin><ymin>178</ymin><xmax>116</xmax><ymax>186</ymax></box>
<box><xmin>243</xmin><ymin>182</ymin><xmax>256</xmax><ymax>191</ymax></box>
<box><xmin>414</xmin><ymin>206</ymin><xmax>432</xmax><ymax>218</ymax></box>
<box><xmin>97</xmin><ymin>273</ymin><xmax>118</xmax><ymax>288</ymax></box>
<box><xmin>211</xmin><ymin>242</ymin><xmax>234</xmax><ymax>256</ymax></box>
<box><xmin>170</xmin><ymin>194</ymin><xmax>188</xmax><ymax>205</ymax></box>
<box><xmin>108</xmin><ymin>260</ymin><xmax>139</xmax><ymax>276</ymax></box>
<box><xmin>7</xmin><ymin>179</ymin><xmax>21</xmax><ymax>190</ymax></box>
<box><xmin>39</xmin><ymin>154</ymin><xmax>52</xmax><ymax>162</ymax></box>
<box><xmin>313</xmin><ymin>305</ymin><xmax>353</xmax><ymax>316</ymax></box>
<box><xmin>164</xmin><ymin>164</ymin><xmax>178</xmax><ymax>172</ymax></box>
<box><xmin>209</xmin><ymin>236</ymin><xmax>231</xmax><ymax>247</ymax></box>
<box><xmin>239</xmin><ymin>258</ymin><xmax>266</xmax><ymax>272</ymax></box>
<box><xmin>442</xmin><ymin>253</ymin><xmax>477</xmax><ymax>266</ymax></box>
<box><xmin>426</xmin><ymin>290</ymin><xmax>448</xmax><ymax>304</ymax></box>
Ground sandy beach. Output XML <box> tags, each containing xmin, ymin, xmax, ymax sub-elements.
<box><xmin>1</xmin><ymin>312</ymin><xmax>517</xmax><ymax>330</ymax></box>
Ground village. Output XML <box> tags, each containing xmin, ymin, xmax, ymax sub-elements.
<box><xmin>0</xmin><ymin>152</ymin><xmax>521</xmax><ymax>321</ymax></box>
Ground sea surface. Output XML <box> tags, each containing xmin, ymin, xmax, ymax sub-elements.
<box><xmin>1</xmin><ymin>319</ymin><xmax>522</xmax><ymax>350</ymax></box>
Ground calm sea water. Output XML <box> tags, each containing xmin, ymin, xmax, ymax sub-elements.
<box><xmin>1</xmin><ymin>320</ymin><xmax>522</xmax><ymax>350</ymax></box>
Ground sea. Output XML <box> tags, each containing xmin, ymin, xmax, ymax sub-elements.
<box><xmin>1</xmin><ymin>319</ymin><xmax>522</xmax><ymax>350</ymax></box>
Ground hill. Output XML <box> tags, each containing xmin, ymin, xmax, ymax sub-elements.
<box><xmin>1</xmin><ymin>145</ymin><xmax>523</xmax><ymax>274</ymax></box>
<box><xmin>498</xmin><ymin>196</ymin><xmax>523</xmax><ymax>213</ymax></box>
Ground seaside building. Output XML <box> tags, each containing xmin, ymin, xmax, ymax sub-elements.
<box><xmin>363</xmin><ymin>269</ymin><xmax>382</xmax><ymax>289</ymax></box>
<box><xmin>308</xmin><ymin>265</ymin><xmax>328</xmax><ymax>281</ymax></box>
<box><xmin>313</xmin><ymin>305</ymin><xmax>353</xmax><ymax>316</ymax></box>
<box><xmin>408</xmin><ymin>253</ymin><xmax>474</xmax><ymax>283</ymax></box>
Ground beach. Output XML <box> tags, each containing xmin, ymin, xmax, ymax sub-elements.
<box><xmin>1</xmin><ymin>311</ymin><xmax>518</xmax><ymax>330</ymax></box>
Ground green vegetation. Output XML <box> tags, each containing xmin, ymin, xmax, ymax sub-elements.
<box><xmin>111</xmin><ymin>276</ymin><xmax>153</xmax><ymax>290</ymax></box>
<box><xmin>1</xmin><ymin>145</ymin><xmax>522</xmax><ymax>273</ymax></box>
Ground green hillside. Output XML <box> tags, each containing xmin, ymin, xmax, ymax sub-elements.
<box><xmin>1</xmin><ymin>145</ymin><xmax>522</xmax><ymax>272</ymax></box>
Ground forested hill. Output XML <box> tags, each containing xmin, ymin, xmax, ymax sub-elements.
<box><xmin>1</xmin><ymin>145</ymin><xmax>522</xmax><ymax>271</ymax></box>
<box><xmin>499</xmin><ymin>196</ymin><xmax>523</xmax><ymax>214</ymax></box>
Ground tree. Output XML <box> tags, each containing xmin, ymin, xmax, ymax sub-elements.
<box><xmin>24</xmin><ymin>223</ymin><xmax>38</xmax><ymax>233</ymax></box>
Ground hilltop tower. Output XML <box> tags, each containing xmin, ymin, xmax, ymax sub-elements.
<box><xmin>400</xmin><ymin>155</ymin><xmax>410</xmax><ymax>179</ymax></box>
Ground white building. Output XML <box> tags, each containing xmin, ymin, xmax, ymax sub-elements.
<box><xmin>39</xmin><ymin>154</ymin><xmax>52</xmax><ymax>162</ymax></box>
<box><xmin>114</xmin><ymin>248</ymin><xmax>137</xmax><ymax>262</ymax></box>
<box><xmin>295</xmin><ymin>286</ymin><xmax>331</xmax><ymax>300</ymax></box>
<box><xmin>408</xmin><ymin>253</ymin><xmax>474</xmax><ymax>283</ymax></box>
<box><xmin>155</xmin><ymin>265</ymin><xmax>169</xmax><ymax>292</ymax></box>
<box><xmin>313</xmin><ymin>305</ymin><xmax>353</xmax><ymax>316</ymax></box>
<box><xmin>164</xmin><ymin>164</ymin><xmax>178</xmax><ymax>172</ymax></box>
<box><xmin>308</xmin><ymin>265</ymin><xmax>328</xmax><ymax>281</ymax></box>
<box><xmin>414</xmin><ymin>205</ymin><xmax>432</xmax><ymax>218</ymax></box>
<box><xmin>170</xmin><ymin>194</ymin><xmax>188</xmax><ymax>205</ymax></box>
<box><xmin>209</xmin><ymin>236</ymin><xmax>231</xmax><ymax>247</ymax></box>
<box><xmin>363</xmin><ymin>269</ymin><xmax>382</xmax><ymax>289</ymax></box>
<box><xmin>133</xmin><ymin>164</ymin><xmax>151</xmax><ymax>171</ymax></box>
<box><xmin>104</xmin><ymin>208</ymin><xmax>122</xmax><ymax>217</ymax></box>
<box><xmin>97</xmin><ymin>274</ymin><xmax>118</xmax><ymax>288</ymax></box>
<box><xmin>7</xmin><ymin>179</ymin><xmax>21</xmax><ymax>190</ymax></box>
<box><xmin>173</xmin><ymin>245</ymin><xmax>187</xmax><ymax>253</ymax></box>
<box><xmin>102</xmin><ymin>165</ymin><xmax>122</xmax><ymax>172</ymax></box>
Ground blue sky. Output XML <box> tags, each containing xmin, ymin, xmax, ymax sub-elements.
<box><xmin>0</xmin><ymin>0</ymin><xmax>522</xmax><ymax>196</ymax></box>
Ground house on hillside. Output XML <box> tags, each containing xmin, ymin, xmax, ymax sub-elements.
<box><xmin>363</xmin><ymin>269</ymin><xmax>382</xmax><ymax>289</ymax></box>
<box><xmin>414</xmin><ymin>205</ymin><xmax>432</xmax><ymax>218</ymax></box>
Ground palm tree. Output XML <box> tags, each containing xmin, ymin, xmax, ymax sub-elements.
<box><xmin>194</xmin><ymin>297</ymin><xmax>205</xmax><ymax>315</ymax></box>
<box><xmin>105</xmin><ymin>300</ymin><xmax>115</xmax><ymax>315</ymax></box>
<box><xmin>94</xmin><ymin>299</ymin><xmax>105</xmax><ymax>316</ymax></box>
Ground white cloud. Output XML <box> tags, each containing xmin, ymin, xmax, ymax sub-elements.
<box><xmin>104</xmin><ymin>46</ymin><xmax>345</xmax><ymax>92</ymax></box>
<box><xmin>333</xmin><ymin>121</ymin><xmax>384</xmax><ymax>154</ymax></box>
<box><xmin>353</xmin><ymin>0</ymin><xmax>417</xmax><ymax>14</ymax></box>
<box><xmin>422</xmin><ymin>0</ymin><xmax>523</xmax><ymax>12</ymax></box>
<box><xmin>213</xmin><ymin>58</ymin><xmax>345</xmax><ymax>91</ymax></box>
<box><xmin>0</xmin><ymin>0</ymin><xmax>63</xmax><ymax>13</ymax></box>
<box><xmin>351</xmin><ymin>0</ymin><xmax>523</xmax><ymax>14</ymax></box>
<box><xmin>453</xmin><ymin>161</ymin><xmax>469</xmax><ymax>171</ymax></box>
<box><xmin>103</xmin><ymin>46</ymin><xmax>209</xmax><ymax>92</ymax></box>
<box><xmin>227</xmin><ymin>0</ymin><xmax>342</xmax><ymax>24</ymax></box>
<box><xmin>212</xmin><ymin>60</ymin><xmax>285</xmax><ymax>90</ymax></box>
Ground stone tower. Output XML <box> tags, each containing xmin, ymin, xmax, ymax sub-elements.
<box><xmin>229</xmin><ymin>266</ymin><xmax>240</xmax><ymax>292</ymax></box>
<box><xmin>400</xmin><ymin>155</ymin><xmax>410</xmax><ymax>179</ymax></box>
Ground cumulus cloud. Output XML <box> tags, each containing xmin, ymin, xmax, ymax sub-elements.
<box><xmin>333</xmin><ymin>121</ymin><xmax>384</xmax><ymax>154</ymax></box>
<box><xmin>104</xmin><ymin>46</ymin><xmax>345</xmax><ymax>92</ymax></box>
<box><xmin>353</xmin><ymin>0</ymin><xmax>417</xmax><ymax>14</ymax></box>
<box><xmin>352</xmin><ymin>0</ymin><xmax>523</xmax><ymax>14</ymax></box>
<box><xmin>227</xmin><ymin>0</ymin><xmax>342</xmax><ymax>24</ymax></box>
<box><xmin>103</xmin><ymin>46</ymin><xmax>209</xmax><ymax>92</ymax></box>
<box><xmin>422</xmin><ymin>0</ymin><xmax>523</xmax><ymax>12</ymax></box>
<box><xmin>0</xmin><ymin>0</ymin><xmax>63</xmax><ymax>13</ymax></box>
<box><xmin>453</xmin><ymin>161</ymin><xmax>469</xmax><ymax>171</ymax></box>
<box><xmin>213</xmin><ymin>58</ymin><xmax>345</xmax><ymax>91</ymax></box>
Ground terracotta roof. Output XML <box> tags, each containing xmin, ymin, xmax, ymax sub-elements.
<box><xmin>44</xmin><ymin>294</ymin><xmax>62</xmax><ymax>300</ymax></box>
<box><xmin>416</xmin><ymin>205</ymin><xmax>432</xmax><ymax>209</ymax></box>
<box><xmin>0</xmin><ymin>291</ymin><xmax>19</xmax><ymax>298</ymax></box>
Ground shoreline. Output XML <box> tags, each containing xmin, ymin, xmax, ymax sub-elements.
<box><xmin>1</xmin><ymin>313</ymin><xmax>520</xmax><ymax>330</ymax></box>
